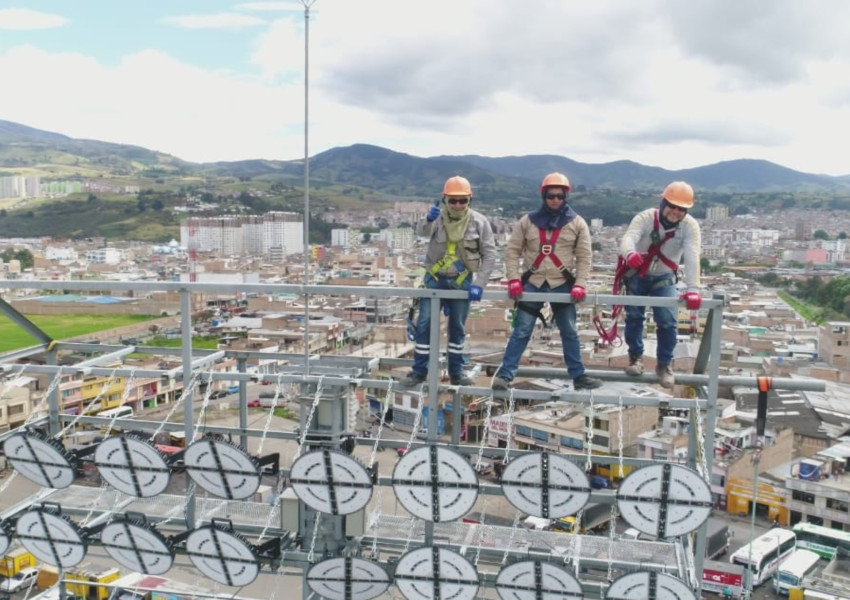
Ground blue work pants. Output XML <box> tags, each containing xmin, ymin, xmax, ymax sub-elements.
<box><xmin>624</xmin><ymin>274</ymin><xmax>678</xmax><ymax>365</ymax></box>
<box><xmin>496</xmin><ymin>281</ymin><xmax>586</xmax><ymax>381</ymax></box>
<box><xmin>411</xmin><ymin>274</ymin><xmax>471</xmax><ymax>377</ymax></box>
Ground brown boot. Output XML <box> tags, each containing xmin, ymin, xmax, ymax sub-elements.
<box><xmin>656</xmin><ymin>364</ymin><xmax>674</xmax><ymax>389</ymax></box>
<box><xmin>625</xmin><ymin>355</ymin><xmax>644</xmax><ymax>376</ymax></box>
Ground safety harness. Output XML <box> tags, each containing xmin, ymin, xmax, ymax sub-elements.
<box><xmin>640</xmin><ymin>210</ymin><xmax>678</xmax><ymax>275</ymax></box>
<box><xmin>429</xmin><ymin>241</ymin><xmax>470</xmax><ymax>284</ymax></box>
<box><xmin>513</xmin><ymin>228</ymin><xmax>578</xmax><ymax>328</ymax></box>
<box><xmin>592</xmin><ymin>210</ymin><xmax>678</xmax><ymax>346</ymax></box>
<box><xmin>520</xmin><ymin>227</ymin><xmax>574</xmax><ymax>284</ymax></box>
<box><xmin>408</xmin><ymin>241</ymin><xmax>468</xmax><ymax>340</ymax></box>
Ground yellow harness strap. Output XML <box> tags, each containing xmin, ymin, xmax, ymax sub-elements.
<box><xmin>429</xmin><ymin>242</ymin><xmax>470</xmax><ymax>283</ymax></box>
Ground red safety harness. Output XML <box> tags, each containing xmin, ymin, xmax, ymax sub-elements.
<box><xmin>592</xmin><ymin>210</ymin><xmax>678</xmax><ymax>346</ymax></box>
<box><xmin>515</xmin><ymin>227</ymin><xmax>576</xmax><ymax>328</ymax></box>
<box><xmin>639</xmin><ymin>210</ymin><xmax>678</xmax><ymax>275</ymax></box>
<box><xmin>522</xmin><ymin>227</ymin><xmax>571</xmax><ymax>281</ymax></box>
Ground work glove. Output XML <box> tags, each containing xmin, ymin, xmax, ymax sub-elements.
<box><xmin>570</xmin><ymin>285</ymin><xmax>586</xmax><ymax>302</ymax></box>
<box><xmin>506</xmin><ymin>279</ymin><xmax>523</xmax><ymax>300</ymax></box>
<box><xmin>468</xmin><ymin>285</ymin><xmax>483</xmax><ymax>302</ymax></box>
<box><xmin>681</xmin><ymin>292</ymin><xmax>701</xmax><ymax>310</ymax></box>
<box><xmin>426</xmin><ymin>205</ymin><xmax>441</xmax><ymax>222</ymax></box>
<box><xmin>626</xmin><ymin>252</ymin><xmax>644</xmax><ymax>270</ymax></box>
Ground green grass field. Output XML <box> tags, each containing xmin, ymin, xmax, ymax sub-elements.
<box><xmin>0</xmin><ymin>314</ymin><xmax>156</xmax><ymax>353</ymax></box>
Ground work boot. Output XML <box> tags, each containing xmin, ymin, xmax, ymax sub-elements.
<box><xmin>450</xmin><ymin>373</ymin><xmax>474</xmax><ymax>386</ymax></box>
<box><xmin>625</xmin><ymin>355</ymin><xmax>644</xmax><ymax>376</ymax></box>
<box><xmin>491</xmin><ymin>376</ymin><xmax>511</xmax><ymax>391</ymax></box>
<box><xmin>656</xmin><ymin>364</ymin><xmax>675</xmax><ymax>389</ymax></box>
<box><xmin>573</xmin><ymin>374</ymin><xmax>603</xmax><ymax>391</ymax></box>
<box><xmin>400</xmin><ymin>371</ymin><xmax>426</xmax><ymax>386</ymax></box>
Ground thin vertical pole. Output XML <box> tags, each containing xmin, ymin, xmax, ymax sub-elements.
<box><xmin>744</xmin><ymin>452</ymin><xmax>760</xmax><ymax>599</ymax></box>
<box><xmin>302</xmin><ymin>1</ymin><xmax>315</xmax><ymax>376</ymax></box>
<box><xmin>181</xmin><ymin>289</ymin><xmax>196</xmax><ymax>526</ymax></box>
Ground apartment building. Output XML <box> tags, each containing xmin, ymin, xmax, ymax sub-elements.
<box><xmin>820</xmin><ymin>321</ymin><xmax>850</xmax><ymax>372</ymax></box>
<box><xmin>180</xmin><ymin>212</ymin><xmax>303</xmax><ymax>257</ymax></box>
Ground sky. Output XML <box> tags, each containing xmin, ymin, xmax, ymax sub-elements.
<box><xmin>2</xmin><ymin>1</ymin><xmax>850</xmax><ymax>176</ymax></box>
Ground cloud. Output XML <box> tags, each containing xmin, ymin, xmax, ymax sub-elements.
<box><xmin>668</xmin><ymin>1</ymin><xmax>850</xmax><ymax>87</ymax></box>
<box><xmin>235</xmin><ymin>1</ymin><xmax>305</xmax><ymax>11</ymax></box>
<box><xmin>3</xmin><ymin>1</ymin><xmax>850</xmax><ymax>175</ymax></box>
<box><xmin>0</xmin><ymin>44</ymin><xmax>301</xmax><ymax>162</ymax></box>
<box><xmin>162</xmin><ymin>13</ymin><xmax>267</xmax><ymax>30</ymax></box>
<box><xmin>0</xmin><ymin>8</ymin><xmax>67</xmax><ymax>30</ymax></box>
<box><xmin>607</xmin><ymin>119</ymin><xmax>790</xmax><ymax>148</ymax></box>
<box><xmin>312</xmin><ymin>2</ymin><xmax>671</xmax><ymax>124</ymax></box>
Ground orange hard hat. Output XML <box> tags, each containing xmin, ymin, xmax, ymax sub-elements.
<box><xmin>540</xmin><ymin>172</ymin><xmax>571</xmax><ymax>193</ymax></box>
<box><xmin>443</xmin><ymin>176</ymin><xmax>473</xmax><ymax>197</ymax></box>
<box><xmin>662</xmin><ymin>181</ymin><xmax>694</xmax><ymax>208</ymax></box>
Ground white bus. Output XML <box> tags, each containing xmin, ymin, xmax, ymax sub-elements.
<box><xmin>792</xmin><ymin>522</ymin><xmax>850</xmax><ymax>559</ymax></box>
<box><xmin>773</xmin><ymin>548</ymin><xmax>820</xmax><ymax>595</ymax></box>
<box><xmin>729</xmin><ymin>528</ymin><xmax>796</xmax><ymax>587</ymax></box>
<box><xmin>99</xmin><ymin>405</ymin><xmax>134</xmax><ymax>419</ymax></box>
<box><xmin>99</xmin><ymin>405</ymin><xmax>134</xmax><ymax>433</ymax></box>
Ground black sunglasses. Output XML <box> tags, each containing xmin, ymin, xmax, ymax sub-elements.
<box><xmin>545</xmin><ymin>193</ymin><xmax>566</xmax><ymax>200</ymax></box>
<box><xmin>447</xmin><ymin>198</ymin><xmax>469</xmax><ymax>205</ymax></box>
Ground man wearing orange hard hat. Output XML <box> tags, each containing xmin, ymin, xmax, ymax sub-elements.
<box><xmin>400</xmin><ymin>175</ymin><xmax>496</xmax><ymax>387</ymax></box>
<box><xmin>493</xmin><ymin>172</ymin><xmax>602</xmax><ymax>392</ymax></box>
<box><xmin>619</xmin><ymin>181</ymin><xmax>702</xmax><ymax>389</ymax></box>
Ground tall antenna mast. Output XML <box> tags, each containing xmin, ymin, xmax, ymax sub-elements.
<box><xmin>301</xmin><ymin>0</ymin><xmax>318</xmax><ymax>374</ymax></box>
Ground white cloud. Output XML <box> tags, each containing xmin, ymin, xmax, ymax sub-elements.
<box><xmin>162</xmin><ymin>13</ymin><xmax>266</xmax><ymax>30</ymax></box>
<box><xmin>235</xmin><ymin>2</ymin><xmax>304</xmax><ymax>12</ymax></box>
<box><xmin>0</xmin><ymin>8</ymin><xmax>67</xmax><ymax>30</ymax></box>
<box><xmin>2</xmin><ymin>1</ymin><xmax>850</xmax><ymax>176</ymax></box>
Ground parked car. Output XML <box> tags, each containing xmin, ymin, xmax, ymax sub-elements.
<box><xmin>209</xmin><ymin>390</ymin><xmax>229</xmax><ymax>399</ymax></box>
<box><xmin>247</xmin><ymin>399</ymin><xmax>261</xmax><ymax>407</ymax></box>
<box><xmin>0</xmin><ymin>567</ymin><xmax>39</xmax><ymax>592</ymax></box>
<box><xmin>259</xmin><ymin>391</ymin><xmax>277</xmax><ymax>399</ymax></box>
<box><xmin>590</xmin><ymin>475</ymin><xmax>611</xmax><ymax>489</ymax></box>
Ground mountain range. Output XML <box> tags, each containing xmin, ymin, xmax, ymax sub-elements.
<box><xmin>3</xmin><ymin>119</ymin><xmax>849</xmax><ymax>194</ymax></box>
<box><xmin>2</xmin><ymin>119</ymin><xmax>850</xmax><ymax>241</ymax></box>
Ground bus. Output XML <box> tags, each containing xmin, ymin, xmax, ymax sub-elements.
<box><xmin>99</xmin><ymin>405</ymin><xmax>134</xmax><ymax>433</ymax></box>
<box><xmin>792</xmin><ymin>522</ymin><xmax>850</xmax><ymax>559</ymax></box>
<box><xmin>729</xmin><ymin>528</ymin><xmax>796</xmax><ymax>587</ymax></box>
<box><xmin>773</xmin><ymin>549</ymin><xmax>820</xmax><ymax>595</ymax></box>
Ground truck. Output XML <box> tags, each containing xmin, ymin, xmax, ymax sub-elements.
<box><xmin>0</xmin><ymin>545</ymin><xmax>37</xmax><ymax>578</ymax></box>
<box><xmin>553</xmin><ymin>503</ymin><xmax>615</xmax><ymax>534</ymax></box>
<box><xmin>702</xmin><ymin>559</ymin><xmax>744</xmax><ymax>598</ymax></box>
<box><xmin>65</xmin><ymin>563</ymin><xmax>121</xmax><ymax>600</ymax></box>
<box><xmin>705</xmin><ymin>518</ymin><xmax>731</xmax><ymax>559</ymax></box>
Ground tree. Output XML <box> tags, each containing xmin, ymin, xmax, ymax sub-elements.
<box><xmin>0</xmin><ymin>248</ymin><xmax>34</xmax><ymax>269</ymax></box>
<box><xmin>813</xmin><ymin>229</ymin><xmax>830</xmax><ymax>240</ymax></box>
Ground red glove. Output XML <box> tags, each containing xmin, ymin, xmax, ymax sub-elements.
<box><xmin>681</xmin><ymin>292</ymin><xmax>701</xmax><ymax>310</ymax></box>
<box><xmin>626</xmin><ymin>252</ymin><xmax>644</xmax><ymax>270</ymax></box>
<box><xmin>507</xmin><ymin>279</ymin><xmax>523</xmax><ymax>299</ymax></box>
<box><xmin>570</xmin><ymin>285</ymin><xmax>586</xmax><ymax>302</ymax></box>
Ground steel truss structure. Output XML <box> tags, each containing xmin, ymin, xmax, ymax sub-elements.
<box><xmin>0</xmin><ymin>281</ymin><xmax>825</xmax><ymax>599</ymax></box>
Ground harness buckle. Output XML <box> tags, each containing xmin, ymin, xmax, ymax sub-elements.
<box><xmin>540</xmin><ymin>244</ymin><xmax>553</xmax><ymax>255</ymax></box>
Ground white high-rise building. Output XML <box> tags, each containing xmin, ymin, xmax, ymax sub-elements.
<box><xmin>331</xmin><ymin>229</ymin><xmax>350</xmax><ymax>248</ymax></box>
<box><xmin>180</xmin><ymin>212</ymin><xmax>303</xmax><ymax>257</ymax></box>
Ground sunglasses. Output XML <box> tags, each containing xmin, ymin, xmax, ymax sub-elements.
<box><xmin>447</xmin><ymin>198</ymin><xmax>469</xmax><ymax>205</ymax></box>
<box><xmin>545</xmin><ymin>193</ymin><xmax>566</xmax><ymax>200</ymax></box>
<box><xmin>666</xmin><ymin>203</ymin><xmax>687</xmax><ymax>213</ymax></box>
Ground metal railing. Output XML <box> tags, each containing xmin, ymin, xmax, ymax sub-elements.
<box><xmin>0</xmin><ymin>280</ymin><xmax>826</xmax><ymax>599</ymax></box>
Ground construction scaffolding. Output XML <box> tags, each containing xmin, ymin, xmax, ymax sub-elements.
<box><xmin>0</xmin><ymin>281</ymin><xmax>826</xmax><ymax>599</ymax></box>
